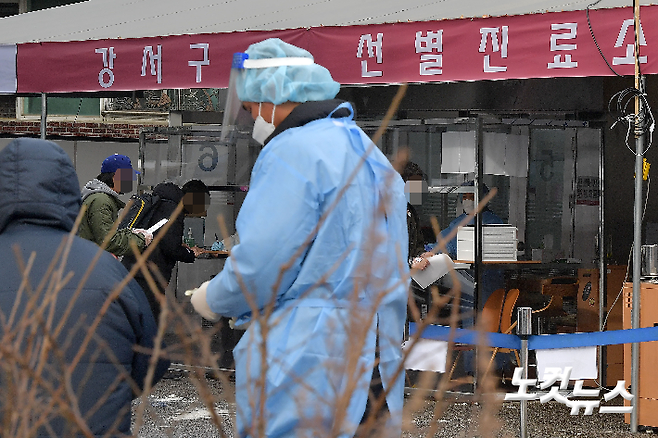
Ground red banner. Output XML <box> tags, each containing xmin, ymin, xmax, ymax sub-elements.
<box><xmin>16</xmin><ymin>5</ymin><xmax>658</xmax><ymax>93</ymax></box>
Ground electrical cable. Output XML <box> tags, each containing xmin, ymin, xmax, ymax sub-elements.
<box><xmin>586</xmin><ymin>0</ymin><xmax>622</xmax><ymax>78</ymax></box>
<box><xmin>608</xmin><ymin>87</ymin><xmax>655</xmax><ymax>156</ymax></box>
<box><xmin>74</xmin><ymin>97</ymin><xmax>83</xmax><ymax>124</ymax></box>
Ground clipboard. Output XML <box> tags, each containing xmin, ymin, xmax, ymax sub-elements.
<box><xmin>411</xmin><ymin>254</ymin><xmax>455</xmax><ymax>289</ymax></box>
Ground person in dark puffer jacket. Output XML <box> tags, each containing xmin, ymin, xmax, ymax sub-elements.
<box><xmin>122</xmin><ymin>181</ymin><xmax>200</xmax><ymax>323</ymax></box>
<box><xmin>0</xmin><ymin>138</ymin><xmax>169</xmax><ymax>437</ymax></box>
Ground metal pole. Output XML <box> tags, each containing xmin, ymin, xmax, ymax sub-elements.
<box><xmin>630</xmin><ymin>95</ymin><xmax>645</xmax><ymax>433</ymax></box>
<box><xmin>474</xmin><ymin>115</ymin><xmax>483</xmax><ymax>392</ymax></box>
<box><xmin>630</xmin><ymin>0</ymin><xmax>643</xmax><ymax>430</ymax></box>
<box><xmin>598</xmin><ymin>128</ymin><xmax>606</xmax><ymax>388</ymax></box>
<box><xmin>517</xmin><ymin>307</ymin><xmax>532</xmax><ymax>438</ymax></box>
<box><xmin>40</xmin><ymin>93</ymin><xmax>47</xmax><ymax>140</ymax></box>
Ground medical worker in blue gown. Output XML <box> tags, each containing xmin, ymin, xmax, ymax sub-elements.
<box><xmin>436</xmin><ymin>181</ymin><xmax>504</xmax><ymax>328</ymax></box>
<box><xmin>190</xmin><ymin>38</ymin><xmax>409</xmax><ymax>438</ymax></box>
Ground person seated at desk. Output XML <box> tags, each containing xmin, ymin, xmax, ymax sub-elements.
<box><xmin>439</xmin><ymin>181</ymin><xmax>511</xmax><ymax>374</ymax></box>
<box><xmin>417</xmin><ymin>181</ymin><xmax>505</xmax><ymax>330</ymax></box>
<box><xmin>437</xmin><ymin>181</ymin><xmax>503</xmax><ymax>260</ymax></box>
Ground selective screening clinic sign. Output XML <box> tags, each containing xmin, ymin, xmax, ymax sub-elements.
<box><xmin>14</xmin><ymin>5</ymin><xmax>658</xmax><ymax>93</ymax></box>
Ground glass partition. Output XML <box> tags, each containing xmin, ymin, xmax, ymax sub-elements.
<box><xmin>360</xmin><ymin>118</ymin><xmax>601</xmax><ymax>264</ymax></box>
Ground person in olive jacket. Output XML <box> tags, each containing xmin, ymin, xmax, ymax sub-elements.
<box><xmin>0</xmin><ymin>138</ymin><xmax>169</xmax><ymax>437</ymax></box>
<box><xmin>122</xmin><ymin>181</ymin><xmax>201</xmax><ymax>323</ymax></box>
<box><xmin>78</xmin><ymin>153</ymin><xmax>152</xmax><ymax>257</ymax></box>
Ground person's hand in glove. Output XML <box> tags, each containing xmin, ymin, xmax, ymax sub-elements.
<box><xmin>189</xmin><ymin>281</ymin><xmax>221</xmax><ymax>322</ymax></box>
<box><xmin>132</xmin><ymin>228</ymin><xmax>153</xmax><ymax>246</ymax></box>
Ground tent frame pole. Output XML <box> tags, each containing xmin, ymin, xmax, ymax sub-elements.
<box><xmin>630</xmin><ymin>0</ymin><xmax>643</xmax><ymax>432</ymax></box>
<box><xmin>40</xmin><ymin>92</ymin><xmax>47</xmax><ymax>139</ymax></box>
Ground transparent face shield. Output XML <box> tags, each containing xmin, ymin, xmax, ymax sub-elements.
<box><xmin>221</xmin><ymin>53</ymin><xmax>249</xmax><ymax>141</ymax></box>
<box><xmin>220</xmin><ymin>53</ymin><xmax>314</xmax><ymax>141</ymax></box>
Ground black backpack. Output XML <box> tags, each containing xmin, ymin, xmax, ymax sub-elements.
<box><xmin>118</xmin><ymin>192</ymin><xmax>161</xmax><ymax>230</ymax></box>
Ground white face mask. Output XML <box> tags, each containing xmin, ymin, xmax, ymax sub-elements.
<box><xmin>462</xmin><ymin>199</ymin><xmax>475</xmax><ymax>214</ymax></box>
<box><xmin>252</xmin><ymin>103</ymin><xmax>276</xmax><ymax>145</ymax></box>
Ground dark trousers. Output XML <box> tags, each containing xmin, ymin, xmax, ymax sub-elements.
<box><xmin>358</xmin><ymin>335</ymin><xmax>389</xmax><ymax>434</ymax></box>
<box><xmin>134</xmin><ymin>276</ymin><xmax>162</xmax><ymax>325</ymax></box>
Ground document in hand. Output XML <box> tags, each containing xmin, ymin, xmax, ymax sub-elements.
<box><xmin>411</xmin><ymin>253</ymin><xmax>455</xmax><ymax>289</ymax></box>
<box><xmin>146</xmin><ymin>218</ymin><xmax>168</xmax><ymax>234</ymax></box>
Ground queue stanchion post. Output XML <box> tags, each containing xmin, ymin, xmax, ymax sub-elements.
<box><xmin>517</xmin><ymin>307</ymin><xmax>532</xmax><ymax>438</ymax></box>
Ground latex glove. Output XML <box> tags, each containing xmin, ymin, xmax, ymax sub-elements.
<box><xmin>189</xmin><ymin>281</ymin><xmax>221</xmax><ymax>322</ymax></box>
<box><xmin>132</xmin><ymin>228</ymin><xmax>153</xmax><ymax>246</ymax></box>
<box><xmin>228</xmin><ymin>316</ymin><xmax>251</xmax><ymax>330</ymax></box>
<box><xmin>411</xmin><ymin>255</ymin><xmax>430</xmax><ymax>270</ymax></box>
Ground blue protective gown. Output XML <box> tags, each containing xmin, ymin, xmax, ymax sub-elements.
<box><xmin>205</xmin><ymin>101</ymin><xmax>409</xmax><ymax>438</ymax></box>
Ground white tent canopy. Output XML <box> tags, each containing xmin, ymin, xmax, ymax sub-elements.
<box><xmin>0</xmin><ymin>0</ymin><xmax>656</xmax><ymax>45</ymax></box>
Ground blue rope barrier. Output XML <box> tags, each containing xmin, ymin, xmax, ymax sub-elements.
<box><xmin>409</xmin><ymin>323</ymin><xmax>658</xmax><ymax>350</ymax></box>
<box><xmin>410</xmin><ymin>324</ymin><xmax>520</xmax><ymax>349</ymax></box>
<box><xmin>528</xmin><ymin>326</ymin><xmax>658</xmax><ymax>350</ymax></box>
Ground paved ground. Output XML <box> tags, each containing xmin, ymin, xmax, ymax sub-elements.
<box><xmin>133</xmin><ymin>370</ymin><xmax>235</xmax><ymax>438</ymax></box>
<box><xmin>132</xmin><ymin>369</ymin><xmax>656</xmax><ymax>438</ymax></box>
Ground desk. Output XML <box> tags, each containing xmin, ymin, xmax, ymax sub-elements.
<box><xmin>441</xmin><ymin>261</ymin><xmax>584</xmax><ymax>330</ymax></box>
<box><xmin>454</xmin><ymin>261</ymin><xmax>579</xmax><ymax>305</ymax></box>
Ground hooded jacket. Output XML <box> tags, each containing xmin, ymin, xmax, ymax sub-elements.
<box><xmin>78</xmin><ymin>178</ymin><xmax>146</xmax><ymax>257</ymax></box>
<box><xmin>0</xmin><ymin>138</ymin><xmax>169</xmax><ymax>437</ymax></box>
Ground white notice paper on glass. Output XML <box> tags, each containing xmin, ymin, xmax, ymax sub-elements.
<box><xmin>411</xmin><ymin>254</ymin><xmax>454</xmax><ymax>289</ymax></box>
<box><xmin>507</xmin><ymin>133</ymin><xmax>529</xmax><ymax>178</ymax></box>
<box><xmin>536</xmin><ymin>345</ymin><xmax>598</xmax><ymax>381</ymax></box>
<box><xmin>403</xmin><ymin>339</ymin><xmax>448</xmax><ymax>372</ymax></box>
<box><xmin>483</xmin><ymin>132</ymin><xmax>507</xmax><ymax>176</ymax></box>
<box><xmin>441</xmin><ymin>131</ymin><xmax>476</xmax><ymax>174</ymax></box>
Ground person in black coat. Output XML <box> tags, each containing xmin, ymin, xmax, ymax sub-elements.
<box><xmin>0</xmin><ymin>138</ymin><xmax>169</xmax><ymax>437</ymax></box>
<box><xmin>401</xmin><ymin>161</ymin><xmax>428</xmax><ymax>265</ymax></box>
<box><xmin>122</xmin><ymin>182</ymin><xmax>199</xmax><ymax>323</ymax></box>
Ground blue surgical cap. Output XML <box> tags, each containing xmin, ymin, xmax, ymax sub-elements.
<box><xmin>236</xmin><ymin>38</ymin><xmax>340</xmax><ymax>105</ymax></box>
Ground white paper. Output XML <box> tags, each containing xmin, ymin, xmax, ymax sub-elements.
<box><xmin>535</xmin><ymin>345</ymin><xmax>598</xmax><ymax>381</ymax></box>
<box><xmin>403</xmin><ymin>339</ymin><xmax>448</xmax><ymax>372</ymax></box>
<box><xmin>441</xmin><ymin>131</ymin><xmax>476</xmax><ymax>174</ymax></box>
<box><xmin>411</xmin><ymin>253</ymin><xmax>454</xmax><ymax>289</ymax></box>
<box><xmin>483</xmin><ymin>132</ymin><xmax>507</xmax><ymax>175</ymax></box>
<box><xmin>146</xmin><ymin>218</ymin><xmax>168</xmax><ymax>234</ymax></box>
<box><xmin>507</xmin><ymin>133</ymin><xmax>529</xmax><ymax>177</ymax></box>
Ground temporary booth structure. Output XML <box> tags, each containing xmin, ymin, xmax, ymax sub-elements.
<box><xmin>0</xmin><ymin>0</ymin><xmax>656</xmax><ymax>430</ymax></box>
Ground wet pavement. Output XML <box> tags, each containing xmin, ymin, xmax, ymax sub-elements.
<box><xmin>132</xmin><ymin>368</ymin><xmax>655</xmax><ymax>438</ymax></box>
